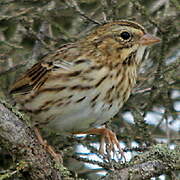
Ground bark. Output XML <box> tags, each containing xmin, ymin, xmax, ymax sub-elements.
<box><xmin>0</xmin><ymin>101</ymin><xmax>62</xmax><ymax>180</ymax></box>
<box><xmin>104</xmin><ymin>160</ymin><xmax>179</xmax><ymax>180</ymax></box>
<box><xmin>104</xmin><ymin>144</ymin><xmax>180</xmax><ymax>180</ymax></box>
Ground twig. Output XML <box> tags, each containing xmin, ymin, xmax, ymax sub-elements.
<box><xmin>29</xmin><ymin>21</ymin><xmax>52</xmax><ymax>67</ymax></box>
<box><xmin>20</xmin><ymin>19</ymin><xmax>53</xmax><ymax>52</ymax></box>
<box><xmin>66</xmin><ymin>0</ymin><xmax>101</xmax><ymax>25</ymax></box>
<box><xmin>0</xmin><ymin>8</ymin><xmax>33</xmax><ymax>21</ymax></box>
<box><xmin>0</xmin><ymin>63</ymin><xmax>25</xmax><ymax>76</ymax></box>
<box><xmin>170</xmin><ymin>0</ymin><xmax>180</xmax><ymax>10</ymax></box>
<box><xmin>72</xmin><ymin>155</ymin><xmax>114</xmax><ymax>170</ymax></box>
<box><xmin>131</xmin><ymin>1</ymin><xmax>163</xmax><ymax>32</ymax></box>
<box><xmin>0</xmin><ymin>40</ymin><xmax>23</xmax><ymax>49</ymax></box>
<box><xmin>150</xmin><ymin>0</ymin><xmax>169</xmax><ymax>13</ymax></box>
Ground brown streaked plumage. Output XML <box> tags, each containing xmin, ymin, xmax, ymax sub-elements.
<box><xmin>10</xmin><ymin>20</ymin><xmax>160</xmax><ymax>154</ymax></box>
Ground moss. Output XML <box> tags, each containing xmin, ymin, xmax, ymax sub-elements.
<box><xmin>0</xmin><ymin>98</ymin><xmax>30</xmax><ymax>125</ymax></box>
<box><xmin>131</xmin><ymin>144</ymin><xmax>178</xmax><ymax>166</ymax></box>
<box><xmin>0</xmin><ymin>161</ymin><xmax>28</xmax><ymax>180</ymax></box>
<box><xmin>54</xmin><ymin>162</ymin><xmax>72</xmax><ymax>179</ymax></box>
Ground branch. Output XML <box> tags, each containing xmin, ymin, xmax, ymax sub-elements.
<box><xmin>104</xmin><ymin>144</ymin><xmax>180</xmax><ymax>180</ymax></box>
<box><xmin>0</xmin><ymin>63</ymin><xmax>26</xmax><ymax>76</ymax></box>
<box><xmin>104</xmin><ymin>161</ymin><xmax>173</xmax><ymax>180</ymax></box>
<box><xmin>0</xmin><ymin>7</ymin><xmax>33</xmax><ymax>21</ymax></box>
<box><xmin>0</xmin><ymin>100</ymin><xmax>64</xmax><ymax>180</ymax></box>
<box><xmin>29</xmin><ymin>21</ymin><xmax>53</xmax><ymax>67</ymax></box>
<box><xmin>66</xmin><ymin>0</ymin><xmax>101</xmax><ymax>25</ymax></box>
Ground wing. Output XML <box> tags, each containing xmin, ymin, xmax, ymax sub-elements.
<box><xmin>10</xmin><ymin>58</ymin><xmax>90</xmax><ymax>94</ymax></box>
<box><xmin>10</xmin><ymin>43</ymin><xmax>76</xmax><ymax>94</ymax></box>
<box><xmin>10</xmin><ymin>62</ymin><xmax>53</xmax><ymax>94</ymax></box>
<box><xmin>10</xmin><ymin>42</ymin><xmax>93</xmax><ymax>95</ymax></box>
<box><xmin>10</xmin><ymin>59</ymin><xmax>78</xmax><ymax>94</ymax></box>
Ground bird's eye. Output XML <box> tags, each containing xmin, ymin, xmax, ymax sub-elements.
<box><xmin>120</xmin><ymin>31</ymin><xmax>131</xmax><ymax>40</ymax></box>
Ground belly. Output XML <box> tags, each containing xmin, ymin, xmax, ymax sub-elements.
<box><xmin>31</xmin><ymin>100</ymin><xmax>120</xmax><ymax>134</ymax></box>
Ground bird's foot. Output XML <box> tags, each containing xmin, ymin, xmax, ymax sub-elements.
<box><xmin>74</xmin><ymin>127</ymin><xmax>125</xmax><ymax>160</ymax></box>
<box><xmin>98</xmin><ymin>128</ymin><xmax>125</xmax><ymax>160</ymax></box>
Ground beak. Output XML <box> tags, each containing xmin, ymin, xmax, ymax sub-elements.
<box><xmin>139</xmin><ymin>33</ymin><xmax>161</xmax><ymax>46</ymax></box>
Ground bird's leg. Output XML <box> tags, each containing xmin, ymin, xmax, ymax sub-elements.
<box><xmin>74</xmin><ymin>128</ymin><xmax>124</xmax><ymax>158</ymax></box>
<box><xmin>34</xmin><ymin>127</ymin><xmax>62</xmax><ymax>163</ymax></box>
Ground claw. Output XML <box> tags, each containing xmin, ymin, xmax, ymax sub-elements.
<box><xmin>98</xmin><ymin>128</ymin><xmax>125</xmax><ymax>159</ymax></box>
<box><xmin>74</xmin><ymin>127</ymin><xmax>125</xmax><ymax>160</ymax></box>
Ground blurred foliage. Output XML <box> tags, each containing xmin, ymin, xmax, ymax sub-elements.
<box><xmin>0</xmin><ymin>0</ymin><xmax>179</xmax><ymax>179</ymax></box>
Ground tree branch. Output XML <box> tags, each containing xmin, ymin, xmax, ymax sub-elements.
<box><xmin>0</xmin><ymin>100</ymin><xmax>63</xmax><ymax>180</ymax></box>
<box><xmin>104</xmin><ymin>144</ymin><xmax>179</xmax><ymax>180</ymax></box>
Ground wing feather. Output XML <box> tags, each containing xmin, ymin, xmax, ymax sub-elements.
<box><xmin>9</xmin><ymin>59</ymin><xmax>87</xmax><ymax>94</ymax></box>
<box><xmin>10</xmin><ymin>62</ymin><xmax>51</xmax><ymax>94</ymax></box>
<box><xmin>10</xmin><ymin>43</ymin><xmax>91</xmax><ymax>95</ymax></box>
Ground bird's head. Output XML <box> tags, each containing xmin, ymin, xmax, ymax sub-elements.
<box><xmin>86</xmin><ymin>20</ymin><xmax>160</xmax><ymax>66</ymax></box>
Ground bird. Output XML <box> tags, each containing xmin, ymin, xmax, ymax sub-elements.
<box><xmin>10</xmin><ymin>20</ymin><xmax>160</xmax><ymax>157</ymax></box>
